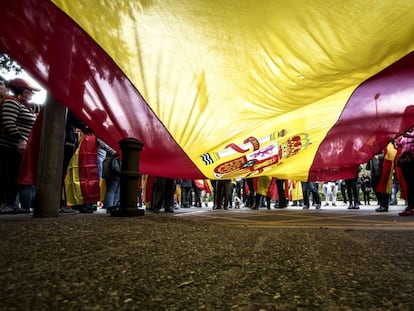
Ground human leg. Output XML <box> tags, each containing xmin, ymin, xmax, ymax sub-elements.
<box><xmin>323</xmin><ymin>183</ymin><xmax>329</xmax><ymax>205</ymax></box>
<box><xmin>276</xmin><ymin>179</ymin><xmax>287</xmax><ymax>208</ymax></box>
<box><xmin>310</xmin><ymin>182</ymin><xmax>321</xmax><ymax>208</ymax></box>
<box><xmin>0</xmin><ymin>147</ymin><xmax>22</xmax><ymax>206</ymax></box>
<box><xmin>331</xmin><ymin>183</ymin><xmax>338</xmax><ymax>205</ymax></box>
<box><xmin>301</xmin><ymin>182</ymin><xmax>310</xmax><ymax>209</ymax></box>
<box><xmin>345</xmin><ymin>179</ymin><xmax>355</xmax><ymax>208</ymax></box>
<box><xmin>399</xmin><ymin>163</ymin><xmax>414</xmax><ymax>216</ymax></box>
<box><xmin>163</xmin><ymin>178</ymin><xmax>175</xmax><ymax>212</ymax></box>
<box><xmin>19</xmin><ymin>185</ymin><xmax>36</xmax><ymax>210</ymax></box>
<box><xmin>103</xmin><ymin>177</ymin><xmax>118</xmax><ymax>208</ymax></box>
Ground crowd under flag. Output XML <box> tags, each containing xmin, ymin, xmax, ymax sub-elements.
<box><xmin>2</xmin><ymin>0</ymin><xmax>414</xmax><ymax>181</ymax></box>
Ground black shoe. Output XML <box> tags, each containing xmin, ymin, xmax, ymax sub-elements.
<box><xmin>164</xmin><ymin>208</ymin><xmax>174</xmax><ymax>213</ymax></box>
<box><xmin>375</xmin><ymin>206</ymin><xmax>388</xmax><ymax>212</ymax></box>
<box><xmin>347</xmin><ymin>204</ymin><xmax>354</xmax><ymax>209</ymax></box>
<box><xmin>77</xmin><ymin>204</ymin><xmax>95</xmax><ymax>213</ymax></box>
<box><xmin>12</xmin><ymin>206</ymin><xmax>30</xmax><ymax>214</ymax></box>
<box><xmin>72</xmin><ymin>204</ymin><xmax>94</xmax><ymax>213</ymax></box>
<box><xmin>59</xmin><ymin>206</ymin><xmax>79</xmax><ymax>214</ymax></box>
<box><xmin>106</xmin><ymin>206</ymin><xmax>117</xmax><ymax>214</ymax></box>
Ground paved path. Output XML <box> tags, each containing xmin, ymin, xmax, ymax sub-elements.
<box><xmin>172</xmin><ymin>201</ymin><xmax>414</xmax><ymax>230</ymax></box>
<box><xmin>2</xmin><ymin>201</ymin><xmax>414</xmax><ymax>310</ymax></box>
<box><xmin>3</xmin><ymin>201</ymin><xmax>413</xmax><ymax>230</ymax></box>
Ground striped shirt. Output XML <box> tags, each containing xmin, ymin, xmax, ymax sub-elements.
<box><xmin>0</xmin><ymin>97</ymin><xmax>36</xmax><ymax>149</ymax></box>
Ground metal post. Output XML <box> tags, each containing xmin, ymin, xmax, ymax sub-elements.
<box><xmin>111</xmin><ymin>138</ymin><xmax>144</xmax><ymax>217</ymax></box>
<box><xmin>32</xmin><ymin>94</ymin><xmax>66</xmax><ymax>217</ymax></box>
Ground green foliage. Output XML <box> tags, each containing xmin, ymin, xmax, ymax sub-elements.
<box><xmin>0</xmin><ymin>53</ymin><xmax>22</xmax><ymax>75</ymax></box>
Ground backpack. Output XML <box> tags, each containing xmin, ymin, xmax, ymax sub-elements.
<box><xmin>103</xmin><ymin>154</ymin><xmax>121</xmax><ymax>179</ymax></box>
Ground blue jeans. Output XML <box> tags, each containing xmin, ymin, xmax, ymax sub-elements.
<box><xmin>97</xmin><ymin>156</ymin><xmax>104</xmax><ymax>179</ymax></box>
<box><xmin>104</xmin><ymin>177</ymin><xmax>120</xmax><ymax>208</ymax></box>
<box><xmin>19</xmin><ymin>185</ymin><xmax>36</xmax><ymax>210</ymax></box>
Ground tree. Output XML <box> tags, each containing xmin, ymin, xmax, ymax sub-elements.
<box><xmin>0</xmin><ymin>52</ymin><xmax>22</xmax><ymax>75</ymax></box>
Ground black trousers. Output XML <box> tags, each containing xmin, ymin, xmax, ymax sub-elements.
<box><xmin>345</xmin><ymin>178</ymin><xmax>359</xmax><ymax>206</ymax></box>
<box><xmin>402</xmin><ymin>160</ymin><xmax>414</xmax><ymax>208</ymax></box>
<box><xmin>0</xmin><ymin>146</ymin><xmax>21</xmax><ymax>205</ymax></box>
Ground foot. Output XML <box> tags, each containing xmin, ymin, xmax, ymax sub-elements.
<box><xmin>399</xmin><ymin>208</ymin><xmax>413</xmax><ymax>216</ymax></box>
<box><xmin>59</xmin><ymin>206</ymin><xmax>79</xmax><ymax>214</ymax></box>
<box><xmin>73</xmin><ymin>204</ymin><xmax>95</xmax><ymax>213</ymax></box>
<box><xmin>375</xmin><ymin>206</ymin><xmax>388</xmax><ymax>212</ymax></box>
<box><xmin>0</xmin><ymin>205</ymin><xmax>16</xmax><ymax>214</ymax></box>
<box><xmin>274</xmin><ymin>205</ymin><xmax>286</xmax><ymax>209</ymax></box>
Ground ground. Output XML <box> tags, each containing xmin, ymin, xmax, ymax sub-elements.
<box><xmin>1</xmin><ymin>210</ymin><xmax>414</xmax><ymax>310</ymax></box>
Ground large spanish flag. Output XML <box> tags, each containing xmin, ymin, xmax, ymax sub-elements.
<box><xmin>2</xmin><ymin>1</ymin><xmax>414</xmax><ymax>181</ymax></box>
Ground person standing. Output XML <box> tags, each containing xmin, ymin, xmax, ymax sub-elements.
<box><xmin>389</xmin><ymin>171</ymin><xmax>400</xmax><ymax>205</ymax></box>
<box><xmin>0</xmin><ymin>78</ymin><xmax>38</xmax><ymax>213</ymax></box>
<box><xmin>102</xmin><ymin>152</ymin><xmax>121</xmax><ymax>212</ymax></box>
<box><xmin>289</xmin><ymin>180</ymin><xmax>303</xmax><ymax>207</ymax></box>
<box><xmin>214</xmin><ymin>179</ymin><xmax>231</xmax><ymax>210</ymax></box>
<box><xmin>396</xmin><ymin>129</ymin><xmax>414</xmax><ymax>216</ymax></box>
<box><xmin>97</xmin><ymin>138</ymin><xmax>116</xmax><ymax>179</ymax></box>
<box><xmin>192</xmin><ymin>180</ymin><xmax>202</xmax><ymax>207</ymax></box>
<box><xmin>360</xmin><ymin>173</ymin><xmax>372</xmax><ymax>205</ymax></box>
<box><xmin>274</xmin><ymin>178</ymin><xmax>288</xmax><ymax>208</ymax></box>
<box><xmin>151</xmin><ymin>177</ymin><xmax>175</xmax><ymax>213</ymax></box>
<box><xmin>181</xmin><ymin>179</ymin><xmax>193</xmax><ymax>208</ymax></box>
<box><xmin>302</xmin><ymin>181</ymin><xmax>321</xmax><ymax>210</ymax></box>
<box><xmin>370</xmin><ymin>143</ymin><xmax>395</xmax><ymax>213</ymax></box>
<box><xmin>338</xmin><ymin>180</ymin><xmax>348</xmax><ymax>204</ymax></box>
<box><xmin>323</xmin><ymin>181</ymin><xmax>338</xmax><ymax>206</ymax></box>
<box><xmin>59</xmin><ymin>110</ymin><xmax>92</xmax><ymax>213</ymax></box>
<box><xmin>345</xmin><ymin>166</ymin><xmax>361</xmax><ymax>210</ymax></box>
<box><xmin>244</xmin><ymin>178</ymin><xmax>255</xmax><ymax>208</ymax></box>
<box><xmin>64</xmin><ymin>132</ymin><xmax>101</xmax><ymax>213</ymax></box>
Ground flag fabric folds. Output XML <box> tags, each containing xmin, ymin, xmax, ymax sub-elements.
<box><xmin>2</xmin><ymin>0</ymin><xmax>414</xmax><ymax>181</ymax></box>
<box><xmin>64</xmin><ymin>135</ymin><xmax>101</xmax><ymax>206</ymax></box>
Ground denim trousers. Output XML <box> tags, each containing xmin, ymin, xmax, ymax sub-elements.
<box><xmin>104</xmin><ymin>177</ymin><xmax>120</xmax><ymax>208</ymax></box>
